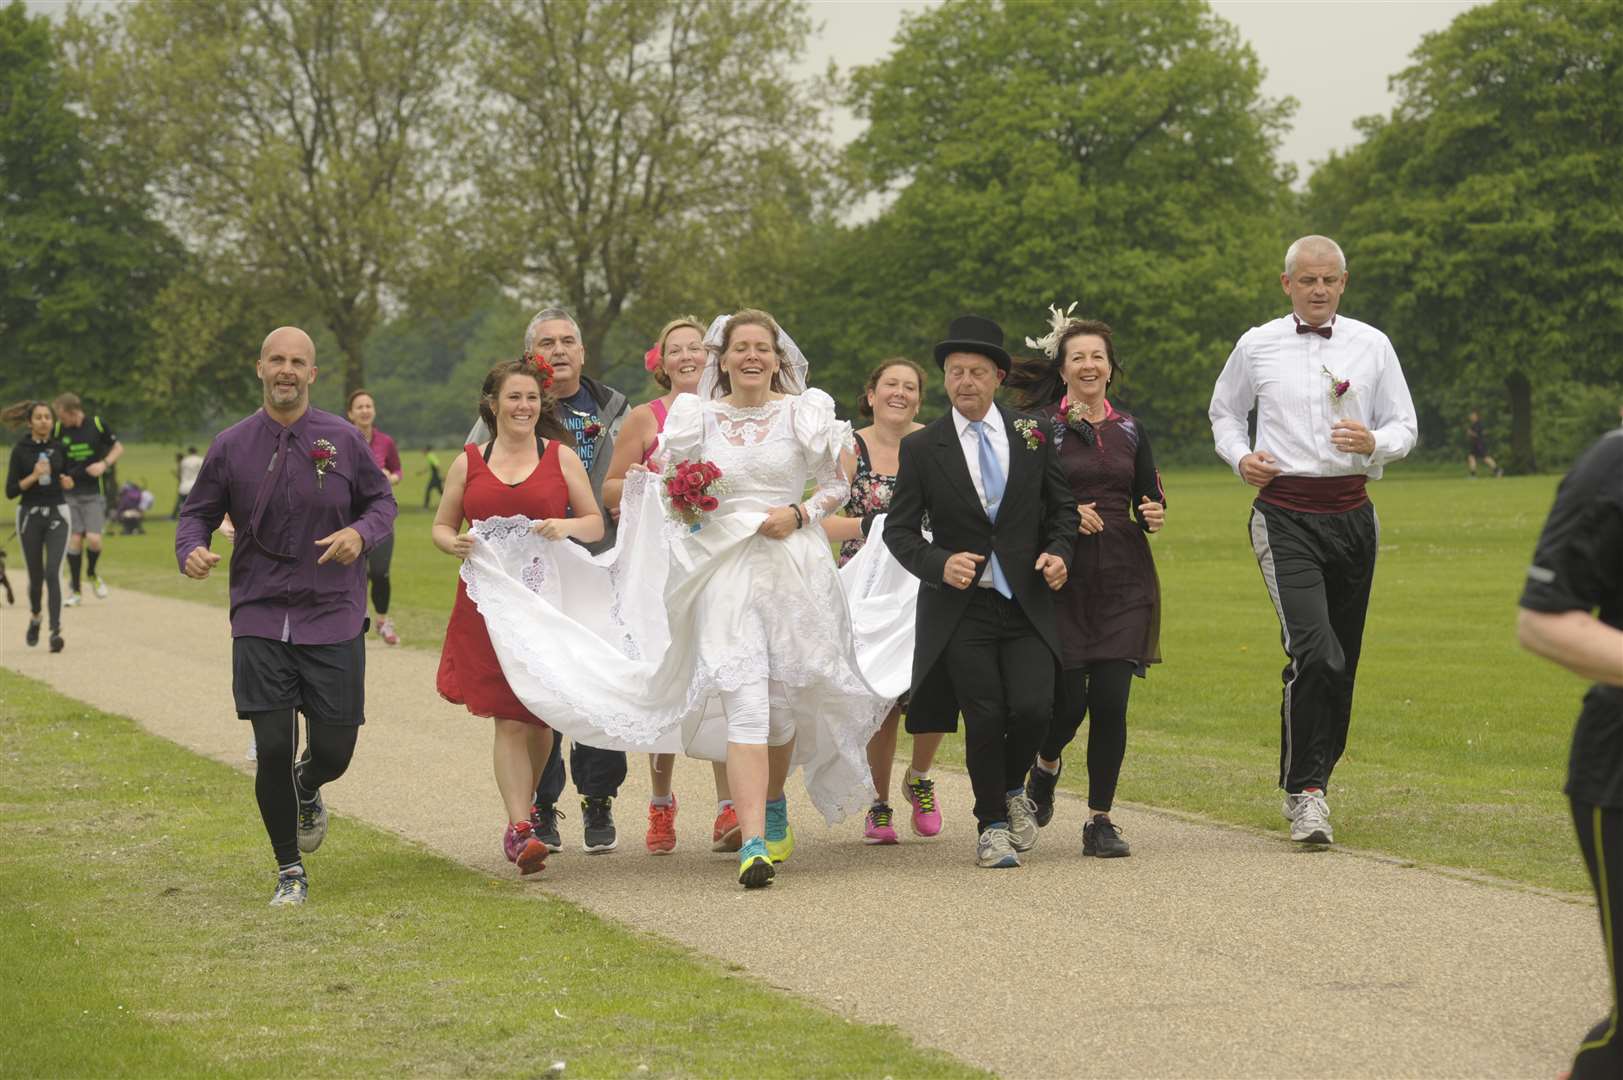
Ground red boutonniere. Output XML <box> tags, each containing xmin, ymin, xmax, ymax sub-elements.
<box><xmin>664</xmin><ymin>458</ymin><xmax>727</xmax><ymax>530</ymax></box>
<box><xmin>1013</xmin><ymin>418</ymin><xmax>1045</xmax><ymax>451</ymax></box>
<box><xmin>1322</xmin><ymin>365</ymin><xmax>1352</xmax><ymax>408</ymax></box>
<box><xmin>310</xmin><ymin>438</ymin><xmax>337</xmax><ymax>491</ymax></box>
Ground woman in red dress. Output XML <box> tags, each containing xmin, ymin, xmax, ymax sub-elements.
<box><xmin>434</xmin><ymin>358</ymin><xmax>603</xmax><ymax>875</ymax></box>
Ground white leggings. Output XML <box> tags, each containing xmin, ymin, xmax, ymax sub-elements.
<box><xmin>720</xmin><ymin>680</ymin><xmax>796</xmax><ymax>747</ymax></box>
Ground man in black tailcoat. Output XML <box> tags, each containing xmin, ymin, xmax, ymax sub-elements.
<box><xmin>885</xmin><ymin>315</ymin><xmax>1079</xmax><ymax>868</ymax></box>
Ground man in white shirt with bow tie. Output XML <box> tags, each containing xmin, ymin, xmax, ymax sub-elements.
<box><xmin>1209</xmin><ymin>234</ymin><xmax>1418</xmax><ymax>845</ymax></box>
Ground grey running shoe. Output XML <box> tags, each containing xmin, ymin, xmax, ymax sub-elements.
<box><xmin>269</xmin><ymin>869</ymin><xmax>308</xmax><ymax>906</ymax></box>
<box><xmin>1287</xmin><ymin>791</ymin><xmax>1333</xmax><ymax>844</ymax></box>
<box><xmin>976</xmin><ymin>825</ymin><xmax>1021</xmax><ymax>868</ymax></box>
<box><xmin>64</xmin><ymin>591</ymin><xmax>82</xmax><ymax>607</ymax></box>
<box><xmin>295</xmin><ymin>766</ymin><xmax>328</xmax><ymax>853</ymax></box>
<box><xmin>580</xmin><ymin>796</ymin><xmax>617</xmax><ymax>853</ymax></box>
<box><xmin>1006</xmin><ymin>792</ymin><xmax>1040</xmax><ymax>852</ymax></box>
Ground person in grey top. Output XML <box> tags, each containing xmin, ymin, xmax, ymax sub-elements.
<box><xmin>466</xmin><ymin>306</ymin><xmax>631</xmax><ymax>851</ymax></box>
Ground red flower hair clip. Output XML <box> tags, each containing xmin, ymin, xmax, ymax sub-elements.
<box><xmin>521</xmin><ymin>353</ymin><xmax>556</xmax><ymax>391</ymax></box>
<box><xmin>644</xmin><ymin>344</ymin><xmax>663</xmax><ymax>373</ymax></box>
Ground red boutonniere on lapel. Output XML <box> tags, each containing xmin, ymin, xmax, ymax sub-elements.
<box><xmin>310</xmin><ymin>439</ymin><xmax>337</xmax><ymax>490</ymax></box>
<box><xmin>1013</xmin><ymin>418</ymin><xmax>1045</xmax><ymax>452</ymax></box>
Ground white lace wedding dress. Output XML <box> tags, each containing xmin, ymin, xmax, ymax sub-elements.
<box><xmin>461</xmin><ymin>389</ymin><xmax>891</xmax><ymax>823</ymax></box>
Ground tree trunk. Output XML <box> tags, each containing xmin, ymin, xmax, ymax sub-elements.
<box><xmin>333</xmin><ymin>321</ymin><xmax>367</xmax><ymax>400</ymax></box>
<box><xmin>1505</xmin><ymin>370</ymin><xmax>1536</xmax><ymax>474</ymax></box>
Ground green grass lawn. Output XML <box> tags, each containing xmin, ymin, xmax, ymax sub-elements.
<box><xmin>0</xmin><ymin>669</ymin><xmax>983</xmax><ymax>1079</ymax></box>
<box><xmin>14</xmin><ymin>444</ymin><xmax>1590</xmax><ymax>892</ymax></box>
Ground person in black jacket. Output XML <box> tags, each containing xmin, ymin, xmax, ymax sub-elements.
<box><xmin>884</xmin><ymin>314</ymin><xmax>1078</xmax><ymax>869</ymax></box>
<box><xmin>5</xmin><ymin>400</ymin><xmax>73</xmax><ymax>652</ymax></box>
<box><xmin>1517</xmin><ymin>430</ymin><xmax>1623</xmax><ymax>1080</ymax></box>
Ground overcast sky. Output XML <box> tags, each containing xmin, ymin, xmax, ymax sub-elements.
<box><xmin>798</xmin><ymin>0</ymin><xmax>1482</xmax><ymax>183</ymax></box>
<box><xmin>32</xmin><ymin>0</ymin><xmax>1481</xmax><ymax>183</ymax></box>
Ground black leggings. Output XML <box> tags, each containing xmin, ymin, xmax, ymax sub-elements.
<box><xmin>248</xmin><ymin>710</ymin><xmax>358</xmax><ymax>867</ymax></box>
<box><xmin>18</xmin><ymin>506</ymin><xmax>69</xmax><ymax>631</ymax></box>
<box><xmin>1571</xmin><ymin>799</ymin><xmax>1623</xmax><ymax>1079</ymax></box>
<box><xmin>1040</xmin><ymin>660</ymin><xmax>1134</xmax><ymax>812</ymax></box>
<box><xmin>367</xmin><ymin>533</ymin><xmax>394</xmax><ymax>615</ymax></box>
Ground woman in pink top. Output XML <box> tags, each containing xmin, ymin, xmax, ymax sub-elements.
<box><xmin>347</xmin><ymin>389</ymin><xmax>403</xmax><ymax>645</ymax></box>
<box><xmin>602</xmin><ymin>315</ymin><xmax>737</xmax><ymax>857</ymax></box>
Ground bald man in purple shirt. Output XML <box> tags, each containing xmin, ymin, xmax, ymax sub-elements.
<box><xmin>177</xmin><ymin>326</ymin><xmax>397</xmax><ymax>906</ymax></box>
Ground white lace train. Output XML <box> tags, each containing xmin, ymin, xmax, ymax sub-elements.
<box><xmin>461</xmin><ymin>398</ymin><xmax>915</xmax><ymax>824</ymax></box>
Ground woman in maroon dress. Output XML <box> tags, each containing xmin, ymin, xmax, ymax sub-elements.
<box><xmin>346</xmin><ymin>389</ymin><xmax>404</xmax><ymax>645</ymax></box>
<box><xmin>434</xmin><ymin>358</ymin><xmax>603</xmax><ymax>875</ymax></box>
<box><xmin>1009</xmin><ymin>317</ymin><xmax>1165</xmax><ymax>858</ymax></box>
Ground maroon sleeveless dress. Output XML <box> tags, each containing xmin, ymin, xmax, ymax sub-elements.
<box><xmin>436</xmin><ymin>440</ymin><xmax>569</xmax><ymax>726</ymax></box>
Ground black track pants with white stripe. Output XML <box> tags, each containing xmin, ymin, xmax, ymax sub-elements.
<box><xmin>1247</xmin><ymin>499</ymin><xmax>1378</xmax><ymax>793</ymax></box>
<box><xmin>1572</xmin><ymin>800</ymin><xmax>1623</xmax><ymax>1079</ymax></box>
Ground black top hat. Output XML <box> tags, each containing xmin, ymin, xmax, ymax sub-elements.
<box><xmin>933</xmin><ymin>314</ymin><xmax>1011</xmax><ymax>372</ymax></box>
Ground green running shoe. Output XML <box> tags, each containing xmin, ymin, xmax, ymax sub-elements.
<box><xmin>764</xmin><ymin>797</ymin><xmax>794</xmax><ymax>863</ymax></box>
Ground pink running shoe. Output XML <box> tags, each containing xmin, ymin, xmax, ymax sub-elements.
<box><xmin>377</xmin><ymin>617</ymin><xmax>400</xmax><ymax>646</ymax></box>
<box><xmin>863</xmin><ymin>802</ymin><xmax>899</xmax><ymax>845</ymax></box>
<box><xmin>903</xmin><ymin>774</ymin><xmax>943</xmax><ymax>837</ymax></box>
<box><xmin>503</xmin><ymin>821</ymin><xmax>548</xmax><ymax>875</ymax></box>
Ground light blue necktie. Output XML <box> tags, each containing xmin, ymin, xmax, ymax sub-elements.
<box><xmin>969</xmin><ymin>420</ymin><xmax>1013</xmax><ymax>599</ymax></box>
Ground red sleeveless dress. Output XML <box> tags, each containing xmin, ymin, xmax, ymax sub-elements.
<box><xmin>436</xmin><ymin>441</ymin><xmax>569</xmax><ymax>726</ymax></box>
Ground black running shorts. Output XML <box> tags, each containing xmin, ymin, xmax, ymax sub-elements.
<box><xmin>232</xmin><ymin>632</ymin><xmax>367</xmax><ymax>725</ymax></box>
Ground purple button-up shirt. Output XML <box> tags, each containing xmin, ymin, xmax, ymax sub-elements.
<box><xmin>176</xmin><ymin>407</ymin><xmax>398</xmax><ymax>644</ymax></box>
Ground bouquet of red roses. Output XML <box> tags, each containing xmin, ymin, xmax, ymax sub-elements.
<box><xmin>664</xmin><ymin>458</ymin><xmax>726</xmax><ymax>528</ymax></box>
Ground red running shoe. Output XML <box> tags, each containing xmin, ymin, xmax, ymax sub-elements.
<box><xmin>503</xmin><ymin>820</ymin><xmax>548</xmax><ymax>875</ymax></box>
<box><xmin>711</xmin><ymin>803</ymin><xmax>742</xmax><ymax>852</ymax></box>
<box><xmin>646</xmin><ymin>796</ymin><xmax>677</xmax><ymax>855</ymax></box>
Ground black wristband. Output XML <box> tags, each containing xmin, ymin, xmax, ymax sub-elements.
<box><xmin>789</xmin><ymin>504</ymin><xmax>805</xmax><ymax>529</ymax></box>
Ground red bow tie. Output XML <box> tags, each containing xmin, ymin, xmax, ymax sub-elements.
<box><xmin>1295</xmin><ymin>319</ymin><xmax>1332</xmax><ymax>339</ymax></box>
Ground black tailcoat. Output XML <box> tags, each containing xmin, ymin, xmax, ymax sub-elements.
<box><xmin>884</xmin><ymin>404</ymin><xmax>1079</xmax><ymax>733</ymax></box>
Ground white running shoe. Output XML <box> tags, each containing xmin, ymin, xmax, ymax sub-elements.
<box><xmin>1006</xmin><ymin>792</ymin><xmax>1040</xmax><ymax>853</ymax></box>
<box><xmin>64</xmin><ymin>591</ymin><xmax>82</xmax><ymax>607</ymax></box>
<box><xmin>1286</xmin><ymin>791</ymin><xmax>1333</xmax><ymax>844</ymax></box>
<box><xmin>92</xmin><ymin>576</ymin><xmax>109</xmax><ymax>599</ymax></box>
<box><xmin>976</xmin><ymin>825</ymin><xmax>1021</xmax><ymax>868</ymax></box>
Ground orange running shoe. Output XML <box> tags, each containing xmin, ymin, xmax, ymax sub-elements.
<box><xmin>646</xmin><ymin>796</ymin><xmax>678</xmax><ymax>855</ymax></box>
<box><xmin>711</xmin><ymin>803</ymin><xmax>742</xmax><ymax>852</ymax></box>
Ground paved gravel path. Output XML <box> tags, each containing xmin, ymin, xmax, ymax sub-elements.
<box><xmin>3</xmin><ymin>591</ymin><xmax>1607</xmax><ymax>1078</ymax></box>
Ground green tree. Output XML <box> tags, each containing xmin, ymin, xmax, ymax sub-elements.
<box><xmin>469</xmin><ymin>0</ymin><xmax>833</xmax><ymax>365</ymax></box>
<box><xmin>66</xmin><ymin>0</ymin><xmax>473</xmax><ymax>398</ymax></box>
<box><xmin>804</xmin><ymin>0</ymin><xmax>1296</xmax><ymax>448</ymax></box>
<box><xmin>1306</xmin><ymin>0</ymin><xmax>1623</xmax><ymax>472</ymax></box>
<box><xmin>0</xmin><ymin>0</ymin><xmax>179</xmax><ymax>408</ymax></box>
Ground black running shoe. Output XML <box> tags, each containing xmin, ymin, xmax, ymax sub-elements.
<box><xmin>26</xmin><ymin>619</ymin><xmax>40</xmax><ymax>647</ymax></box>
<box><xmin>529</xmin><ymin>803</ymin><xmax>564</xmax><ymax>853</ymax></box>
<box><xmin>1026</xmin><ymin>761</ymin><xmax>1060</xmax><ymax>828</ymax></box>
<box><xmin>48</xmin><ymin>630</ymin><xmax>64</xmax><ymax>654</ymax></box>
<box><xmin>1082</xmin><ymin>814</ymin><xmax>1130</xmax><ymax>858</ymax></box>
<box><xmin>580</xmin><ymin>795</ymin><xmax>618</xmax><ymax>853</ymax></box>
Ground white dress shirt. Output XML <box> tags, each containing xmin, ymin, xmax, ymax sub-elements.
<box><xmin>951</xmin><ymin>405</ymin><xmax>1010</xmax><ymax>512</ymax></box>
<box><xmin>1209</xmin><ymin>313</ymin><xmax>1418</xmax><ymax>480</ymax></box>
<box><xmin>951</xmin><ymin>405</ymin><xmax>1011</xmax><ymax>589</ymax></box>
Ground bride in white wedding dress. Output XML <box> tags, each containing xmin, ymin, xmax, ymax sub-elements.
<box><xmin>461</xmin><ymin>310</ymin><xmax>891</xmax><ymax>888</ymax></box>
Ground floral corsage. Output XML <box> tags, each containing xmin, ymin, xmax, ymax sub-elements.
<box><xmin>1322</xmin><ymin>365</ymin><xmax>1352</xmax><ymax>407</ymax></box>
<box><xmin>1013</xmin><ymin>417</ymin><xmax>1045</xmax><ymax>451</ymax></box>
<box><xmin>665</xmin><ymin>458</ymin><xmax>726</xmax><ymax>531</ymax></box>
<box><xmin>310</xmin><ymin>438</ymin><xmax>337</xmax><ymax>490</ymax></box>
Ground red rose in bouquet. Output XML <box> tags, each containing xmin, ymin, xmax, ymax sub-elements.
<box><xmin>664</xmin><ymin>458</ymin><xmax>727</xmax><ymax>529</ymax></box>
